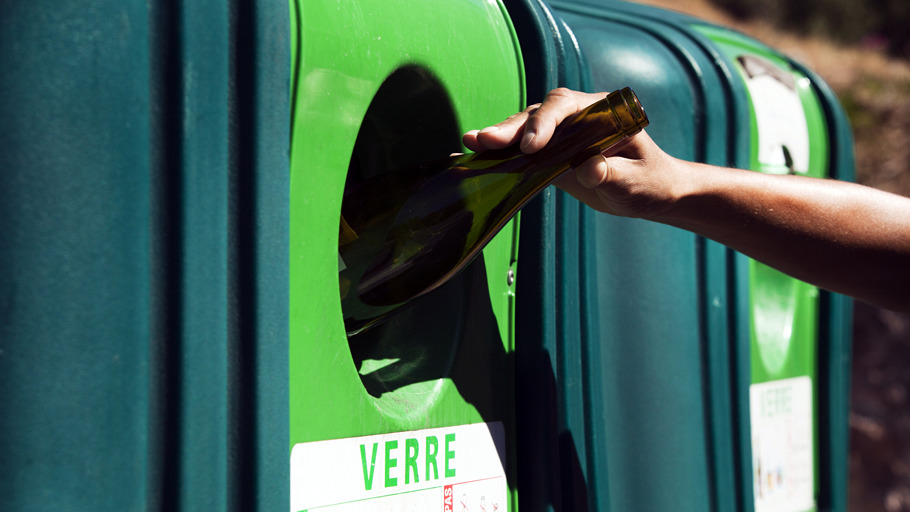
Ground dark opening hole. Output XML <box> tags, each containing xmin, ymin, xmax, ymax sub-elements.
<box><xmin>342</xmin><ymin>66</ymin><xmax>473</xmax><ymax>397</ymax></box>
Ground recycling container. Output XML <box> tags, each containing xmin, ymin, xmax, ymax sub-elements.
<box><xmin>288</xmin><ymin>0</ymin><xmax>525</xmax><ymax>510</ymax></box>
<box><xmin>505</xmin><ymin>2</ymin><xmax>728</xmax><ymax>509</ymax></box>
<box><xmin>0</xmin><ymin>1</ymin><xmax>852</xmax><ymax>510</ymax></box>
<box><xmin>0</xmin><ymin>1</ymin><xmax>290</xmax><ymax>511</ymax></box>
<box><xmin>506</xmin><ymin>1</ymin><xmax>854</xmax><ymax>511</ymax></box>
<box><xmin>690</xmin><ymin>21</ymin><xmax>854</xmax><ymax>512</ymax></box>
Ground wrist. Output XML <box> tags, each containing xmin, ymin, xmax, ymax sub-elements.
<box><xmin>647</xmin><ymin>160</ymin><xmax>742</xmax><ymax>240</ymax></box>
<box><xmin>641</xmin><ymin>155</ymin><xmax>704</xmax><ymax>225</ymax></box>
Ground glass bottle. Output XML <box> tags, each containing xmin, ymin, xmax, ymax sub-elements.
<box><xmin>340</xmin><ymin>87</ymin><xmax>648</xmax><ymax>335</ymax></box>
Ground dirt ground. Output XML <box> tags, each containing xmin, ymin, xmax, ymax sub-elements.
<box><xmin>632</xmin><ymin>0</ymin><xmax>910</xmax><ymax>510</ymax></box>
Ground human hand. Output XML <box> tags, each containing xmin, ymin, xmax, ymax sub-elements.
<box><xmin>463</xmin><ymin>88</ymin><xmax>686</xmax><ymax>220</ymax></box>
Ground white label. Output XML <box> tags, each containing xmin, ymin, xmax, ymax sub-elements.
<box><xmin>750</xmin><ymin>377</ymin><xmax>815</xmax><ymax>512</ymax></box>
<box><xmin>739</xmin><ymin>55</ymin><xmax>810</xmax><ymax>174</ymax></box>
<box><xmin>290</xmin><ymin>422</ymin><xmax>507</xmax><ymax>512</ymax></box>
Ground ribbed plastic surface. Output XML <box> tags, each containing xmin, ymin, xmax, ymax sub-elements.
<box><xmin>0</xmin><ymin>2</ymin><xmax>289</xmax><ymax>510</ymax></box>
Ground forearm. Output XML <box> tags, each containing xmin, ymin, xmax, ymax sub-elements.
<box><xmin>467</xmin><ymin>88</ymin><xmax>910</xmax><ymax>312</ymax></box>
<box><xmin>653</xmin><ymin>159</ymin><xmax>910</xmax><ymax>312</ymax></box>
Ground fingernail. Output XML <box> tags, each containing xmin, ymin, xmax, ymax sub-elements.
<box><xmin>479</xmin><ymin>126</ymin><xmax>499</xmax><ymax>134</ymax></box>
<box><xmin>520</xmin><ymin>130</ymin><xmax>536</xmax><ymax>151</ymax></box>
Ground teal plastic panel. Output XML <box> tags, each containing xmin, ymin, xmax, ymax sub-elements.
<box><xmin>508</xmin><ymin>1</ymin><xmax>743</xmax><ymax>509</ymax></box>
<box><xmin>556</xmin><ymin>4</ymin><xmax>744</xmax><ymax>511</ymax></box>
<box><xmin>0</xmin><ymin>3</ymin><xmax>151</xmax><ymax>509</ymax></box>
<box><xmin>498</xmin><ymin>2</ymin><xmax>590</xmax><ymax>510</ymax></box>
<box><xmin>503</xmin><ymin>0</ymin><xmax>590</xmax><ymax>102</ymax></box>
<box><xmin>499</xmin><ymin>3</ymin><xmax>595</xmax><ymax>511</ymax></box>
<box><xmin>0</xmin><ymin>1</ymin><xmax>289</xmax><ymax>510</ymax></box>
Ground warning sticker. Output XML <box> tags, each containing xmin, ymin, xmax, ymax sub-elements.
<box><xmin>750</xmin><ymin>377</ymin><xmax>815</xmax><ymax>512</ymax></box>
<box><xmin>290</xmin><ymin>422</ymin><xmax>507</xmax><ymax>512</ymax></box>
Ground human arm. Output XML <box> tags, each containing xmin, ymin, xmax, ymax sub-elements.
<box><xmin>464</xmin><ymin>88</ymin><xmax>910</xmax><ymax>312</ymax></box>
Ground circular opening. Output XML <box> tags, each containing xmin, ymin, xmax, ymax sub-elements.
<box><xmin>341</xmin><ymin>66</ymin><xmax>472</xmax><ymax>412</ymax></box>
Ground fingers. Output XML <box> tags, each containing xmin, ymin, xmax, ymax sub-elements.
<box><xmin>463</xmin><ymin>105</ymin><xmax>538</xmax><ymax>152</ymax></box>
<box><xmin>463</xmin><ymin>88</ymin><xmax>607</xmax><ymax>154</ymax></box>
<box><xmin>520</xmin><ymin>88</ymin><xmax>605</xmax><ymax>153</ymax></box>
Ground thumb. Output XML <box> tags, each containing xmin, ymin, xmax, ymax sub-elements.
<box><xmin>575</xmin><ymin>154</ymin><xmax>610</xmax><ymax>189</ymax></box>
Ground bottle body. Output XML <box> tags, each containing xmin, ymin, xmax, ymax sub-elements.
<box><xmin>340</xmin><ymin>87</ymin><xmax>649</xmax><ymax>335</ymax></box>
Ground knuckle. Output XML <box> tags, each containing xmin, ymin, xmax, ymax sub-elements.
<box><xmin>504</xmin><ymin>111</ymin><xmax>525</xmax><ymax>123</ymax></box>
<box><xmin>525</xmin><ymin>113</ymin><xmax>544</xmax><ymax>130</ymax></box>
<box><xmin>546</xmin><ymin>87</ymin><xmax>573</xmax><ymax>100</ymax></box>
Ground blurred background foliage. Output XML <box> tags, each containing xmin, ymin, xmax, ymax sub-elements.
<box><xmin>709</xmin><ymin>0</ymin><xmax>910</xmax><ymax>58</ymax></box>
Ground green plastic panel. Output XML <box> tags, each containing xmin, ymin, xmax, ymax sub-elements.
<box><xmin>0</xmin><ymin>1</ymin><xmax>289</xmax><ymax>511</ymax></box>
<box><xmin>289</xmin><ymin>0</ymin><xmax>524</xmax><ymax>509</ymax></box>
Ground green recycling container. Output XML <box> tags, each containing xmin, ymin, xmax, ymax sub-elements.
<box><xmin>0</xmin><ymin>1</ymin><xmax>289</xmax><ymax>511</ymax></box>
<box><xmin>288</xmin><ymin>0</ymin><xmax>525</xmax><ymax>510</ymax></box>
<box><xmin>508</xmin><ymin>1</ymin><xmax>853</xmax><ymax>511</ymax></box>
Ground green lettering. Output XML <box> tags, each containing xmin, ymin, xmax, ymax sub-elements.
<box><xmin>444</xmin><ymin>433</ymin><xmax>456</xmax><ymax>478</ymax></box>
<box><xmin>405</xmin><ymin>438</ymin><xmax>419</xmax><ymax>484</ymax></box>
<box><xmin>384</xmin><ymin>440</ymin><xmax>398</xmax><ymax>488</ymax></box>
<box><xmin>425</xmin><ymin>436</ymin><xmax>439</xmax><ymax>480</ymax></box>
<box><xmin>360</xmin><ymin>443</ymin><xmax>378</xmax><ymax>491</ymax></box>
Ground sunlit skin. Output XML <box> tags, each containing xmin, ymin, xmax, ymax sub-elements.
<box><xmin>464</xmin><ymin>88</ymin><xmax>910</xmax><ymax>313</ymax></box>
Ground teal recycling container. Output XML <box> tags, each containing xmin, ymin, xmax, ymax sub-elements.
<box><xmin>0</xmin><ymin>1</ymin><xmax>289</xmax><ymax>510</ymax></box>
<box><xmin>507</xmin><ymin>0</ymin><xmax>853</xmax><ymax>511</ymax></box>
